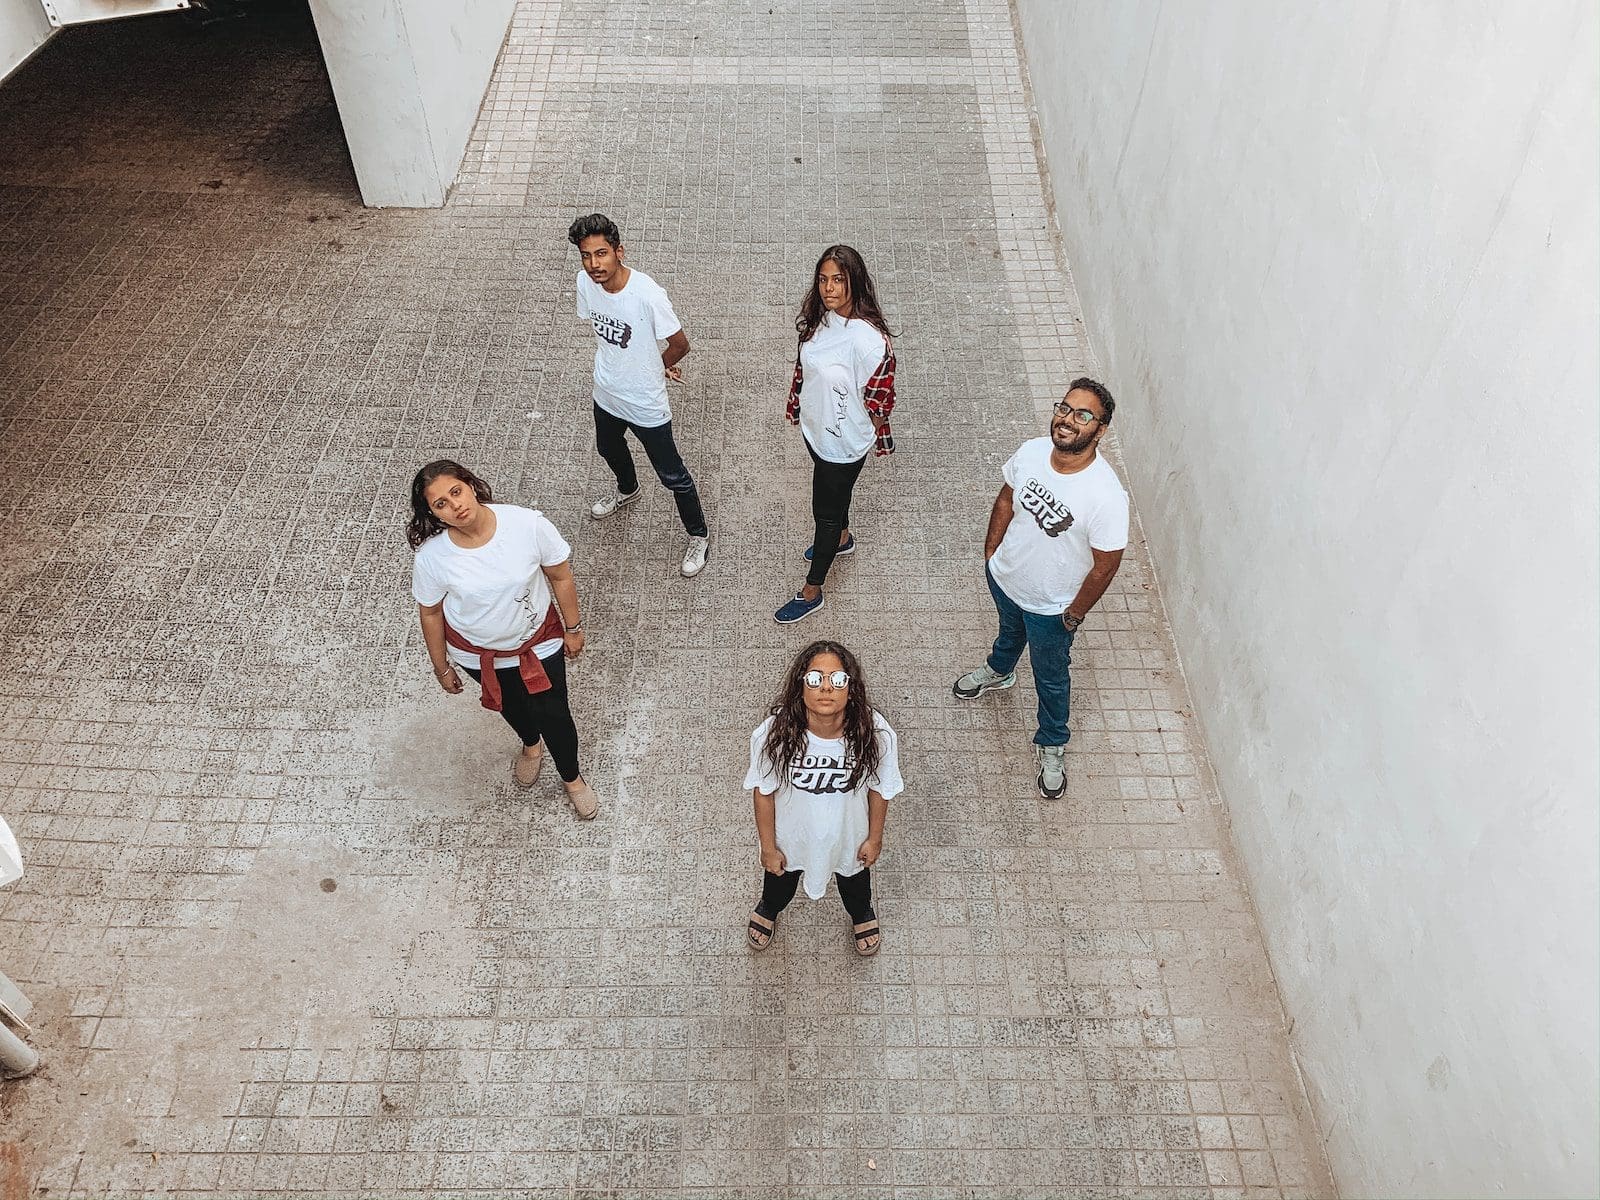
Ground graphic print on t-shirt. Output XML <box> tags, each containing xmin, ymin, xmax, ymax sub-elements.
<box><xmin>513</xmin><ymin>585</ymin><xmax>538</xmax><ymax>634</ymax></box>
<box><xmin>591</xmin><ymin>313</ymin><xmax>632</xmax><ymax>349</ymax></box>
<box><xmin>791</xmin><ymin>752</ymin><xmax>855</xmax><ymax>795</ymax></box>
<box><xmin>823</xmin><ymin>381</ymin><xmax>850</xmax><ymax>439</ymax></box>
<box><xmin>1018</xmin><ymin>478</ymin><xmax>1075</xmax><ymax>537</ymax></box>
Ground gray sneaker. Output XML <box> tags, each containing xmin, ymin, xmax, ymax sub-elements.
<box><xmin>590</xmin><ymin>488</ymin><xmax>641</xmax><ymax>520</ymax></box>
<box><xmin>1036</xmin><ymin>745</ymin><xmax>1067</xmax><ymax>799</ymax></box>
<box><xmin>952</xmin><ymin>664</ymin><xmax>1016</xmax><ymax>699</ymax></box>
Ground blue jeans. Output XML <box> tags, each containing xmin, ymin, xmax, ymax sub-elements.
<box><xmin>593</xmin><ymin>402</ymin><xmax>708</xmax><ymax>537</ymax></box>
<box><xmin>985</xmin><ymin>563</ymin><xmax>1075</xmax><ymax>747</ymax></box>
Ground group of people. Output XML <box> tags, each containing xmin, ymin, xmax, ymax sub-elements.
<box><xmin>407</xmin><ymin>214</ymin><xmax>1130</xmax><ymax>954</ymax></box>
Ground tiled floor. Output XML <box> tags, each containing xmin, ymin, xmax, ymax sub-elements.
<box><xmin>0</xmin><ymin>1</ymin><xmax>1334</xmax><ymax>1196</ymax></box>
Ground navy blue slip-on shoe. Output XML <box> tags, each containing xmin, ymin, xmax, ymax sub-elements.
<box><xmin>803</xmin><ymin>533</ymin><xmax>856</xmax><ymax>562</ymax></box>
<box><xmin>774</xmin><ymin>591</ymin><xmax>825</xmax><ymax>624</ymax></box>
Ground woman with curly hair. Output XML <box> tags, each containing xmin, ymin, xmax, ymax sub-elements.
<box><xmin>407</xmin><ymin>459</ymin><xmax>599</xmax><ymax>819</ymax></box>
<box><xmin>774</xmin><ymin>244</ymin><xmax>898</xmax><ymax>624</ymax></box>
<box><xmin>744</xmin><ymin>640</ymin><xmax>903</xmax><ymax>955</ymax></box>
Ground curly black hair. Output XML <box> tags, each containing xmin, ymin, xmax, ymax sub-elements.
<box><xmin>761</xmin><ymin>640</ymin><xmax>884</xmax><ymax>792</ymax></box>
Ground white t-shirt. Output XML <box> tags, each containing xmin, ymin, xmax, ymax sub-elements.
<box><xmin>575</xmin><ymin>267</ymin><xmax>682</xmax><ymax>428</ymax></box>
<box><xmin>411</xmin><ymin>504</ymin><xmax>573</xmax><ymax>669</ymax></box>
<box><xmin>797</xmin><ymin>312</ymin><xmax>891</xmax><ymax>464</ymax></box>
<box><xmin>987</xmin><ymin>439</ymin><xmax>1130</xmax><ymax>615</ymax></box>
<box><xmin>743</xmin><ymin>711</ymin><xmax>904</xmax><ymax>900</ymax></box>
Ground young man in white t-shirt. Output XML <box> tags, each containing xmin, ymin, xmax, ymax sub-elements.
<box><xmin>568</xmin><ymin>213</ymin><xmax>711</xmax><ymax>578</ymax></box>
<box><xmin>953</xmin><ymin>378</ymin><xmax>1130</xmax><ymax>799</ymax></box>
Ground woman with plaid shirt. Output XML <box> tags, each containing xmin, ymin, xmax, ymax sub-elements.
<box><xmin>774</xmin><ymin>245</ymin><xmax>899</xmax><ymax>624</ymax></box>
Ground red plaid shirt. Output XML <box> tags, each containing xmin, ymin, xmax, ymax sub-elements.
<box><xmin>785</xmin><ymin>349</ymin><xmax>898</xmax><ymax>456</ymax></box>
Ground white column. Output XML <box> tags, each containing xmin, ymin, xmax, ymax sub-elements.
<box><xmin>307</xmin><ymin>0</ymin><xmax>515</xmax><ymax>208</ymax></box>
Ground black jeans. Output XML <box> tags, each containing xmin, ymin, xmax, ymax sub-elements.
<box><xmin>593</xmin><ymin>402</ymin><xmax>708</xmax><ymax>537</ymax></box>
<box><xmin>758</xmin><ymin>867</ymin><xmax>875</xmax><ymax>924</ymax></box>
<box><xmin>805</xmin><ymin>439</ymin><xmax>868</xmax><ymax>587</ymax></box>
<box><xmin>463</xmin><ymin>651</ymin><xmax>582</xmax><ymax>782</ymax></box>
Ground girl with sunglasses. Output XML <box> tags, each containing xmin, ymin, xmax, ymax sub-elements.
<box><xmin>744</xmin><ymin>640</ymin><xmax>902</xmax><ymax>955</ymax></box>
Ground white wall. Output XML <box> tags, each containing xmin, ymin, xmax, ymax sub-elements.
<box><xmin>1015</xmin><ymin>2</ymin><xmax>1599</xmax><ymax>1195</ymax></box>
<box><xmin>0</xmin><ymin>0</ymin><xmax>54</xmax><ymax>83</ymax></box>
<box><xmin>307</xmin><ymin>0</ymin><xmax>514</xmax><ymax>207</ymax></box>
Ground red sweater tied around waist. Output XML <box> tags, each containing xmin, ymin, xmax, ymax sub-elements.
<box><xmin>443</xmin><ymin>606</ymin><xmax>566</xmax><ymax>712</ymax></box>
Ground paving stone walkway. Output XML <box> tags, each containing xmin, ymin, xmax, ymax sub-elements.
<box><xmin>0</xmin><ymin>1</ymin><xmax>1334</xmax><ymax>1196</ymax></box>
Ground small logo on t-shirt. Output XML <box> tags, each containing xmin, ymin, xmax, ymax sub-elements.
<box><xmin>791</xmin><ymin>753</ymin><xmax>854</xmax><ymax>794</ymax></box>
<box><xmin>1019</xmin><ymin>478</ymin><xmax>1074</xmax><ymax>537</ymax></box>
<box><xmin>591</xmin><ymin>314</ymin><xmax>633</xmax><ymax>349</ymax></box>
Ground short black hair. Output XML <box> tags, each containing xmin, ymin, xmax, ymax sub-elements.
<box><xmin>568</xmin><ymin>213</ymin><xmax>621</xmax><ymax>248</ymax></box>
<box><xmin>1067</xmin><ymin>376</ymin><xmax>1115</xmax><ymax>425</ymax></box>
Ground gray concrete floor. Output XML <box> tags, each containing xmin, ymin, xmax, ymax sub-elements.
<box><xmin>0</xmin><ymin>1</ymin><xmax>1334</xmax><ymax>1196</ymax></box>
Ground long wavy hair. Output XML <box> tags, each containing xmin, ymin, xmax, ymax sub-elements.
<box><xmin>794</xmin><ymin>244</ymin><xmax>896</xmax><ymax>345</ymax></box>
<box><xmin>762</xmin><ymin>640</ymin><xmax>884</xmax><ymax>790</ymax></box>
<box><xmin>406</xmin><ymin>460</ymin><xmax>494</xmax><ymax>549</ymax></box>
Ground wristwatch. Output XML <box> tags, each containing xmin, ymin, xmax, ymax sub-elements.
<box><xmin>1061</xmin><ymin>611</ymin><xmax>1084</xmax><ymax>632</ymax></box>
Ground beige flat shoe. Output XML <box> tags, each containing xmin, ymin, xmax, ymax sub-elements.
<box><xmin>513</xmin><ymin>745</ymin><xmax>543</xmax><ymax>788</ymax></box>
<box><xmin>852</xmin><ymin>919</ymin><xmax>882</xmax><ymax>957</ymax></box>
<box><xmin>564</xmin><ymin>780</ymin><xmax>598</xmax><ymax>820</ymax></box>
<box><xmin>747</xmin><ymin>909</ymin><xmax>776</xmax><ymax>951</ymax></box>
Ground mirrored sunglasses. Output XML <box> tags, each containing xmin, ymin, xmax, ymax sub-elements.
<box><xmin>803</xmin><ymin>669</ymin><xmax>851</xmax><ymax>690</ymax></box>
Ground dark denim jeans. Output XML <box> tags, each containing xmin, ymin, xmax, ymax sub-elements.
<box><xmin>592</xmin><ymin>402</ymin><xmax>708</xmax><ymax>537</ymax></box>
<box><xmin>985</xmin><ymin>563</ymin><xmax>1076</xmax><ymax>747</ymax></box>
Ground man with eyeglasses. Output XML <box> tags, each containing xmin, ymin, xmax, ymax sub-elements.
<box><xmin>954</xmin><ymin>378</ymin><xmax>1129</xmax><ymax>799</ymax></box>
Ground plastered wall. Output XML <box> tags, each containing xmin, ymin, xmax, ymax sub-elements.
<box><xmin>308</xmin><ymin>0</ymin><xmax>514</xmax><ymax>206</ymax></box>
<box><xmin>1014</xmin><ymin>2</ymin><xmax>1599</xmax><ymax>1195</ymax></box>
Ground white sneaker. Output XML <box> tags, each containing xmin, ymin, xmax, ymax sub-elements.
<box><xmin>590</xmin><ymin>488</ymin><xmax>641</xmax><ymax>520</ymax></box>
<box><xmin>681</xmin><ymin>534</ymin><xmax>710</xmax><ymax>577</ymax></box>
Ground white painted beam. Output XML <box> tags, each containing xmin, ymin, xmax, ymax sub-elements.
<box><xmin>39</xmin><ymin>0</ymin><xmax>188</xmax><ymax>29</ymax></box>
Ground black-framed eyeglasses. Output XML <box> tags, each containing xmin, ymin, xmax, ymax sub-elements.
<box><xmin>1054</xmin><ymin>400</ymin><xmax>1104</xmax><ymax>425</ymax></box>
<box><xmin>803</xmin><ymin>669</ymin><xmax>850</xmax><ymax>690</ymax></box>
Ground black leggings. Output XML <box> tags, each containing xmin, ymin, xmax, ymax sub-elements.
<box><xmin>805</xmin><ymin>439</ymin><xmax>868</xmax><ymax>587</ymax></box>
<box><xmin>758</xmin><ymin>867</ymin><xmax>875</xmax><ymax>924</ymax></box>
<box><xmin>463</xmin><ymin>651</ymin><xmax>582</xmax><ymax>782</ymax></box>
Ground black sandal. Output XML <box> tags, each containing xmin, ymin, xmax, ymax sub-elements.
<box><xmin>851</xmin><ymin>918</ymin><xmax>881</xmax><ymax>957</ymax></box>
<box><xmin>747</xmin><ymin>909</ymin><xmax>776</xmax><ymax>951</ymax></box>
